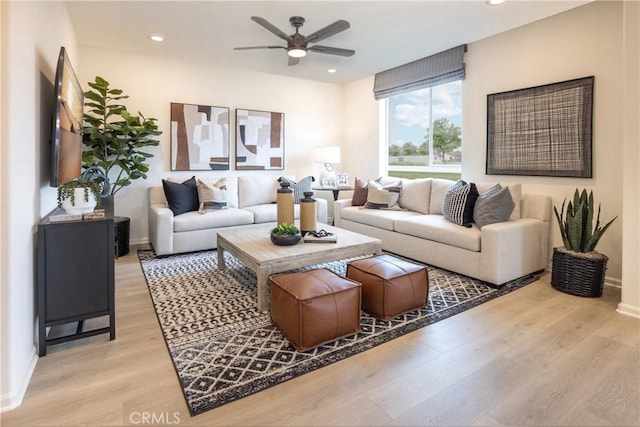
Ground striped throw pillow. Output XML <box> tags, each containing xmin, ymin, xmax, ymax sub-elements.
<box><xmin>442</xmin><ymin>180</ymin><xmax>479</xmax><ymax>227</ymax></box>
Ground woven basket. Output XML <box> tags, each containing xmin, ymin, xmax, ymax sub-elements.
<box><xmin>551</xmin><ymin>247</ymin><xmax>608</xmax><ymax>297</ymax></box>
<box><xmin>114</xmin><ymin>216</ymin><xmax>130</xmax><ymax>258</ymax></box>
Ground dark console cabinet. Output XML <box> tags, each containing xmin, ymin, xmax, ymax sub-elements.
<box><xmin>37</xmin><ymin>200</ymin><xmax>115</xmax><ymax>356</ymax></box>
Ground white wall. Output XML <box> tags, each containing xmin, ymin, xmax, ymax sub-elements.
<box><xmin>342</xmin><ymin>1</ymin><xmax>627</xmax><ymax>286</ymax></box>
<box><xmin>463</xmin><ymin>0</ymin><xmax>623</xmax><ymax>283</ymax></box>
<box><xmin>0</xmin><ymin>1</ymin><xmax>78</xmax><ymax>411</ymax></box>
<box><xmin>620</xmin><ymin>0</ymin><xmax>640</xmax><ymax>318</ymax></box>
<box><xmin>77</xmin><ymin>47</ymin><xmax>344</xmax><ymax>242</ymax></box>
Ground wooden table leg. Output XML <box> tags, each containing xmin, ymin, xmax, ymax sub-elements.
<box><xmin>217</xmin><ymin>246</ymin><xmax>227</xmax><ymax>269</ymax></box>
<box><xmin>256</xmin><ymin>266</ymin><xmax>271</xmax><ymax>312</ymax></box>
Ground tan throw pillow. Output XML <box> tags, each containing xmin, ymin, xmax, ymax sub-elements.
<box><xmin>364</xmin><ymin>180</ymin><xmax>402</xmax><ymax>210</ymax></box>
<box><xmin>351</xmin><ymin>177</ymin><xmax>369</xmax><ymax>206</ymax></box>
<box><xmin>398</xmin><ymin>178</ymin><xmax>432</xmax><ymax>214</ymax></box>
<box><xmin>197</xmin><ymin>179</ymin><xmax>228</xmax><ymax>213</ymax></box>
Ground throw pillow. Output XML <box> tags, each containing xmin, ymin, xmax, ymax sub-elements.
<box><xmin>351</xmin><ymin>177</ymin><xmax>369</xmax><ymax>206</ymax></box>
<box><xmin>398</xmin><ymin>178</ymin><xmax>432</xmax><ymax>214</ymax></box>
<box><xmin>197</xmin><ymin>179</ymin><xmax>228</xmax><ymax>213</ymax></box>
<box><xmin>162</xmin><ymin>176</ymin><xmax>199</xmax><ymax>216</ymax></box>
<box><xmin>278</xmin><ymin>176</ymin><xmax>314</xmax><ymax>204</ymax></box>
<box><xmin>473</xmin><ymin>184</ymin><xmax>515</xmax><ymax>228</ymax></box>
<box><xmin>442</xmin><ymin>180</ymin><xmax>479</xmax><ymax>227</ymax></box>
<box><xmin>364</xmin><ymin>180</ymin><xmax>402</xmax><ymax>210</ymax></box>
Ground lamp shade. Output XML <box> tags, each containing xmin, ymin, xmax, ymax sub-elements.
<box><xmin>313</xmin><ymin>146</ymin><xmax>341</xmax><ymax>164</ymax></box>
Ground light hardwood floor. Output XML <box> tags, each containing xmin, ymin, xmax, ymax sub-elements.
<box><xmin>3</xmin><ymin>245</ymin><xmax>639</xmax><ymax>427</ymax></box>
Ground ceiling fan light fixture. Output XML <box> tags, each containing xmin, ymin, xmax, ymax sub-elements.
<box><xmin>288</xmin><ymin>47</ymin><xmax>307</xmax><ymax>58</ymax></box>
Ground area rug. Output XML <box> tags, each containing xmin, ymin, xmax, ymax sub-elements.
<box><xmin>138</xmin><ymin>249</ymin><xmax>540</xmax><ymax>416</ymax></box>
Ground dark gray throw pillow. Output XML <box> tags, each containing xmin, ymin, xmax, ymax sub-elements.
<box><xmin>442</xmin><ymin>180</ymin><xmax>479</xmax><ymax>227</ymax></box>
<box><xmin>162</xmin><ymin>176</ymin><xmax>199</xmax><ymax>216</ymax></box>
<box><xmin>473</xmin><ymin>184</ymin><xmax>515</xmax><ymax>228</ymax></box>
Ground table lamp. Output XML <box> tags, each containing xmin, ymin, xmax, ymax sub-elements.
<box><xmin>314</xmin><ymin>146</ymin><xmax>341</xmax><ymax>188</ymax></box>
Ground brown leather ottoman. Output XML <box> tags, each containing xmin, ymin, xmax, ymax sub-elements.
<box><xmin>269</xmin><ymin>268</ymin><xmax>361</xmax><ymax>352</ymax></box>
<box><xmin>347</xmin><ymin>254</ymin><xmax>428</xmax><ymax>321</ymax></box>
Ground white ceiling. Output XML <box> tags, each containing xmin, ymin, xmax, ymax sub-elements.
<box><xmin>65</xmin><ymin>0</ymin><xmax>592</xmax><ymax>85</ymax></box>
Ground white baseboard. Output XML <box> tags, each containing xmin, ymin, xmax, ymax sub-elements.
<box><xmin>617</xmin><ymin>303</ymin><xmax>640</xmax><ymax>318</ymax></box>
<box><xmin>0</xmin><ymin>350</ymin><xmax>38</xmax><ymax>413</ymax></box>
<box><xmin>130</xmin><ymin>237</ymin><xmax>149</xmax><ymax>246</ymax></box>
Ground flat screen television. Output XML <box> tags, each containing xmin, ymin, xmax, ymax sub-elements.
<box><xmin>50</xmin><ymin>46</ymin><xmax>83</xmax><ymax>187</ymax></box>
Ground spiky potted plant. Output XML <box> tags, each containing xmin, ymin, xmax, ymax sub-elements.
<box><xmin>270</xmin><ymin>223</ymin><xmax>302</xmax><ymax>246</ymax></box>
<box><xmin>552</xmin><ymin>189</ymin><xmax>617</xmax><ymax>297</ymax></box>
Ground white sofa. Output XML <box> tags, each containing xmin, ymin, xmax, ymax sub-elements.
<box><xmin>334</xmin><ymin>178</ymin><xmax>551</xmax><ymax>287</ymax></box>
<box><xmin>149</xmin><ymin>175</ymin><xmax>328</xmax><ymax>256</ymax></box>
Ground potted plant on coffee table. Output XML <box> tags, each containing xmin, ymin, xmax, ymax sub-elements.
<box><xmin>82</xmin><ymin>76</ymin><xmax>162</xmax><ymax>256</ymax></box>
<box><xmin>552</xmin><ymin>189</ymin><xmax>617</xmax><ymax>297</ymax></box>
<box><xmin>270</xmin><ymin>223</ymin><xmax>302</xmax><ymax>246</ymax></box>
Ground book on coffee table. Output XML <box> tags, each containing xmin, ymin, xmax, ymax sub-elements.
<box><xmin>303</xmin><ymin>231</ymin><xmax>337</xmax><ymax>243</ymax></box>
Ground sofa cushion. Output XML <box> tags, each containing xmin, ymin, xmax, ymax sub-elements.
<box><xmin>442</xmin><ymin>180</ymin><xmax>479</xmax><ymax>227</ymax></box>
<box><xmin>243</xmin><ymin>203</ymin><xmax>301</xmax><ymax>224</ymax></box>
<box><xmin>238</xmin><ymin>175</ymin><xmax>278</xmax><ymax>208</ymax></box>
<box><xmin>173</xmin><ymin>208</ymin><xmax>254</xmax><ymax>232</ymax></box>
<box><xmin>394</xmin><ymin>215</ymin><xmax>481</xmax><ymax>252</ymax></box>
<box><xmin>341</xmin><ymin>206</ymin><xmax>421</xmax><ymax>231</ymax></box>
<box><xmin>473</xmin><ymin>184</ymin><xmax>514</xmax><ymax>228</ymax></box>
<box><xmin>429</xmin><ymin>178</ymin><xmax>456</xmax><ymax>214</ymax></box>
<box><xmin>364</xmin><ymin>180</ymin><xmax>401</xmax><ymax>210</ymax></box>
<box><xmin>162</xmin><ymin>176</ymin><xmax>199</xmax><ymax>216</ymax></box>
<box><xmin>197</xmin><ymin>179</ymin><xmax>228</xmax><ymax>213</ymax></box>
<box><xmin>398</xmin><ymin>178</ymin><xmax>432</xmax><ymax>214</ymax></box>
<box><xmin>351</xmin><ymin>177</ymin><xmax>369</xmax><ymax>206</ymax></box>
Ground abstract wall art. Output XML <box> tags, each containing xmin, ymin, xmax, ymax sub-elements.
<box><xmin>170</xmin><ymin>103</ymin><xmax>230</xmax><ymax>171</ymax></box>
<box><xmin>235</xmin><ymin>109</ymin><xmax>284</xmax><ymax>170</ymax></box>
<box><xmin>486</xmin><ymin>76</ymin><xmax>594</xmax><ymax>177</ymax></box>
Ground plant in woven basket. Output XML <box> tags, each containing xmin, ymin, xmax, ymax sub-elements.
<box><xmin>551</xmin><ymin>189</ymin><xmax>617</xmax><ymax>297</ymax></box>
<box><xmin>553</xmin><ymin>189</ymin><xmax>617</xmax><ymax>252</ymax></box>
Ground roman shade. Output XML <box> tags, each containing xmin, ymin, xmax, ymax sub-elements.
<box><xmin>373</xmin><ymin>44</ymin><xmax>467</xmax><ymax>100</ymax></box>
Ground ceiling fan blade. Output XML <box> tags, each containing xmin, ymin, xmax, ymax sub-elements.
<box><xmin>288</xmin><ymin>56</ymin><xmax>300</xmax><ymax>66</ymax></box>
<box><xmin>251</xmin><ymin>16</ymin><xmax>293</xmax><ymax>43</ymax></box>
<box><xmin>308</xmin><ymin>45</ymin><xmax>355</xmax><ymax>57</ymax></box>
<box><xmin>305</xmin><ymin>20</ymin><xmax>350</xmax><ymax>44</ymax></box>
<box><xmin>234</xmin><ymin>46</ymin><xmax>285</xmax><ymax>51</ymax></box>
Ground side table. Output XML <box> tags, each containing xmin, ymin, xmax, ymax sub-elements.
<box><xmin>312</xmin><ymin>186</ymin><xmax>354</xmax><ymax>201</ymax></box>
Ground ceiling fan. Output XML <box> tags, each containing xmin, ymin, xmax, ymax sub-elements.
<box><xmin>234</xmin><ymin>16</ymin><xmax>355</xmax><ymax>66</ymax></box>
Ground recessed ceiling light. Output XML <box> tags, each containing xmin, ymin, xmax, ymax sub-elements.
<box><xmin>486</xmin><ymin>0</ymin><xmax>506</xmax><ymax>5</ymax></box>
<box><xmin>327</xmin><ymin>69</ymin><xmax>337</xmax><ymax>73</ymax></box>
<box><xmin>150</xmin><ymin>34</ymin><xmax>165</xmax><ymax>42</ymax></box>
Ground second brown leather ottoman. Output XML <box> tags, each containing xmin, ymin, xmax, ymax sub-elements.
<box><xmin>347</xmin><ymin>254</ymin><xmax>428</xmax><ymax>321</ymax></box>
<box><xmin>269</xmin><ymin>268</ymin><xmax>361</xmax><ymax>352</ymax></box>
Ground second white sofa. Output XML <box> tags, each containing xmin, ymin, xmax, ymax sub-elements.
<box><xmin>334</xmin><ymin>178</ymin><xmax>551</xmax><ymax>287</ymax></box>
<box><xmin>149</xmin><ymin>175</ymin><xmax>328</xmax><ymax>256</ymax></box>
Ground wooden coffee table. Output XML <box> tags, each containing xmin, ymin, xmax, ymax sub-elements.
<box><xmin>217</xmin><ymin>223</ymin><xmax>382</xmax><ymax>312</ymax></box>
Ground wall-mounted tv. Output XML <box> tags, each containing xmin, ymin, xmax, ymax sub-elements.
<box><xmin>50</xmin><ymin>46</ymin><xmax>83</xmax><ymax>187</ymax></box>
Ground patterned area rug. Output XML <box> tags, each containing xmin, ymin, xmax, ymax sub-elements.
<box><xmin>138</xmin><ymin>249</ymin><xmax>539</xmax><ymax>416</ymax></box>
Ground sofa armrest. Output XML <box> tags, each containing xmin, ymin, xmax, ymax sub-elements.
<box><xmin>149</xmin><ymin>204</ymin><xmax>174</xmax><ymax>256</ymax></box>
<box><xmin>333</xmin><ymin>199</ymin><xmax>353</xmax><ymax>227</ymax></box>
<box><xmin>480</xmin><ymin>218</ymin><xmax>550</xmax><ymax>285</ymax></box>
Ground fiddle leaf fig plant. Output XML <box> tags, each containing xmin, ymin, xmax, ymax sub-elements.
<box><xmin>82</xmin><ymin>76</ymin><xmax>162</xmax><ymax>196</ymax></box>
<box><xmin>554</xmin><ymin>189</ymin><xmax>617</xmax><ymax>253</ymax></box>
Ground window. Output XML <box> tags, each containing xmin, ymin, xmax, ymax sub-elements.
<box><xmin>383</xmin><ymin>80</ymin><xmax>462</xmax><ymax>180</ymax></box>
